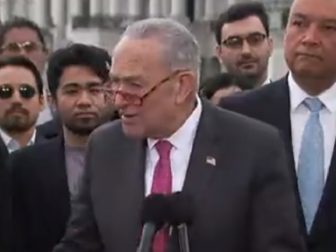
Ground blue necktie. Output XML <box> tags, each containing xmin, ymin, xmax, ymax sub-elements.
<box><xmin>297</xmin><ymin>97</ymin><xmax>325</xmax><ymax>232</ymax></box>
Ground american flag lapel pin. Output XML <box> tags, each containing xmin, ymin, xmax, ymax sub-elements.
<box><xmin>206</xmin><ymin>156</ymin><xmax>216</xmax><ymax>166</ymax></box>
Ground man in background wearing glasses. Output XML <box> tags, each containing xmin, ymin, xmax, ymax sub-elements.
<box><xmin>0</xmin><ymin>55</ymin><xmax>45</xmax><ymax>251</ymax></box>
<box><xmin>53</xmin><ymin>18</ymin><xmax>305</xmax><ymax>252</ymax></box>
<box><xmin>0</xmin><ymin>17</ymin><xmax>53</xmax><ymax>127</ymax></box>
<box><xmin>215</xmin><ymin>2</ymin><xmax>273</xmax><ymax>88</ymax></box>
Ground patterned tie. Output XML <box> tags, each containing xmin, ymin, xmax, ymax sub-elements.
<box><xmin>297</xmin><ymin>97</ymin><xmax>325</xmax><ymax>232</ymax></box>
<box><xmin>151</xmin><ymin>140</ymin><xmax>172</xmax><ymax>252</ymax></box>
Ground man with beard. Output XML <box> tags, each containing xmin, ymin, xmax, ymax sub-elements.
<box><xmin>0</xmin><ymin>55</ymin><xmax>45</xmax><ymax>251</ymax></box>
<box><xmin>0</xmin><ymin>56</ymin><xmax>45</xmax><ymax>154</ymax></box>
<box><xmin>10</xmin><ymin>44</ymin><xmax>112</xmax><ymax>252</ymax></box>
<box><xmin>215</xmin><ymin>2</ymin><xmax>273</xmax><ymax>88</ymax></box>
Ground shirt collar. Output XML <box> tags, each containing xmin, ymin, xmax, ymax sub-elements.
<box><xmin>147</xmin><ymin>95</ymin><xmax>202</xmax><ymax>150</ymax></box>
<box><xmin>0</xmin><ymin>128</ymin><xmax>36</xmax><ymax>151</ymax></box>
<box><xmin>262</xmin><ymin>77</ymin><xmax>272</xmax><ymax>86</ymax></box>
<box><xmin>288</xmin><ymin>72</ymin><xmax>336</xmax><ymax>113</ymax></box>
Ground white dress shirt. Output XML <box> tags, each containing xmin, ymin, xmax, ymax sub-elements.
<box><xmin>288</xmin><ymin>73</ymin><xmax>336</xmax><ymax>180</ymax></box>
<box><xmin>0</xmin><ymin>128</ymin><xmax>36</xmax><ymax>153</ymax></box>
<box><xmin>145</xmin><ymin>96</ymin><xmax>202</xmax><ymax>196</ymax></box>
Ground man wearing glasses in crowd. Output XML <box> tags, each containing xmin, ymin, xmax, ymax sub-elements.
<box><xmin>215</xmin><ymin>2</ymin><xmax>273</xmax><ymax>88</ymax></box>
<box><xmin>0</xmin><ymin>56</ymin><xmax>45</xmax><ymax>153</ymax></box>
<box><xmin>0</xmin><ymin>56</ymin><xmax>45</xmax><ymax>251</ymax></box>
<box><xmin>0</xmin><ymin>17</ymin><xmax>54</xmax><ymax>128</ymax></box>
<box><xmin>53</xmin><ymin>18</ymin><xmax>305</xmax><ymax>252</ymax></box>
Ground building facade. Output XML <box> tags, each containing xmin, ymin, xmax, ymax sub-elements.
<box><xmin>0</xmin><ymin>0</ymin><xmax>292</xmax><ymax>81</ymax></box>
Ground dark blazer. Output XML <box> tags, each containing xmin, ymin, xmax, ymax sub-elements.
<box><xmin>36</xmin><ymin>119</ymin><xmax>61</xmax><ymax>140</ymax></box>
<box><xmin>10</xmin><ymin>137</ymin><xmax>70</xmax><ymax>252</ymax></box>
<box><xmin>0</xmin><ymin>127</ymin><xmax>51</xmax><ymax>252</ymax></box>
<box><xmin>219</xmin><ymin>77</ymin><xmax>336</xmax><ymax>252</ymax></box>
<box><xmin>53</xmin><ymin>101</ymin><xmax>306</xmax><ymax>252</ymax></box>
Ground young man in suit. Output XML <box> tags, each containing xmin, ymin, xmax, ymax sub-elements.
<box><xmin>215</xmin><ymin>2</ymin><xmax>273</xmax><ymax>88</ymax></box>
<box><xmin>220</xmin><ymin>0</ymin><xmax>336</xmax><ymax>251</ymax></box>
<box><xmin>0</xmin><ymin>56</ymin><xmax>47</xmax><ymax>155</ymax></box>
<box><xmin>53</xmin><ymin>18</ymin><xmax>305</xmax><ymax>252</ymax></box>
<box><xmin>0</xmin><ymin>17</ymin><xmax>52</xmax><ymax>125</ymax></box>
<box><xmin>10</xmin><ymin>44</ymin><xmax>112</xmax><ymax>252</ymax></box>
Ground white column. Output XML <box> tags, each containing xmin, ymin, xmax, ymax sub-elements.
<box><xmin>32</xmin><ymin>0</ymin><xmax>48</xmax><ymax>27</ymax></box>
<box><xmin>90</xmin><ymin>0</ymin><xmax>102</xmax><ymax>16</ymax></box>
<box><xmin>51</xmin><ymin>0</ymin><xmax>67</xmax><ymax>41</ymax></box>
<box><xmin>149</xmin><ymin>0</ymin><xmax>161</xmax><ymax>17</ymax></box>
<box><xmin>128</xmin><ymin>0</ymin><xmax>142</xmax><ymax>17</ymax></box>
<box><xmin>161</xmin><ymin>0</ymin><xmax>171</xmax><ymax>17</ymax></box>
<box><xmin>69</xmin><ymin>0</ymin><xmax>83</xmax><ymax>17</ymax></box>
<box><xmin>194</xmin><ymin>0</ymin><xmax>204</xmax><ymax>21</ymax></box>
<box><xmin>0</xmin><ymin>0</ymin><xmax>11</xmax><ymax>22</ymax></box>
<box><xmin>109</xmin><ymin>0</ymin><xmax>122</xmax><ymax>16</ymax></box>
<box><xmin>204</xmin><ymin>0</ymin><xmax>216</xmax><ymax>20</ymax></box>
<box><xmin>13</xmin><ymin>0</ymin><xmax>30</xmax><ymax>18</ymax></box>
<box><xmin>170</xmin><ymin>0</ymin><xmax>186</xmax><ymax>17</ymax></box>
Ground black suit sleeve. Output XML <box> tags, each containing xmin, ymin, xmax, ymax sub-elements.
<box><xmin>0</xmin><ymin>157</ymin><xmax>11</xmax><ymax>252</ymax></box>
<box><xmin>52</xmin><ymin>138</ymin><xmax>104</xmax><ymax>252</ymax></box>
<box><xmin>251</xmin><ymin>130</ymin><xmax>306</xmax><ymax>252</ymax></box>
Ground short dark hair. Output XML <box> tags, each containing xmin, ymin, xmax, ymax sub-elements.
<box><xmin>0</xmin><ymin>17</ymin><xmax>46</xmax><ymax>49</ymax></box>
<box><xmin>201</xmin><ymin>72</ymin><xmax>250</xmax><ymax>99</ymax></box>
<box><xmin>214</xmin><ymin>2</ymin><xmax>269</xmax><ymax>45</ymax></box>
<box><xmin>47</xmin><ymin>43</ymin><xmax>111</xmax><ymax>98</ymax></box>
<box><xmin>0</xmin><ymin>56</ymin><xmax>43</xmax><ymax>95</ymax></box>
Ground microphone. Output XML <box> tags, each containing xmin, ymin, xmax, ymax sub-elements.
<box><xmin>167</xmin><ymin>192</ymin><xmax>194</xmax><ymax>252</ymax></box>
<box><xmin>137</xmin><ymin>194</ymin><xmax>169</xmax><ymax>252</ymax></box>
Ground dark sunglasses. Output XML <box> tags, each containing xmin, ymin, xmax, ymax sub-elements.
<box><xmin>0</xmin><ymin>41</ymin><xmax>44</xmax><ymax>53</ymax></box>
<box><xmin>108</xmin><ymin>69</ymin><xmax>185</xmax><ymax>106</ymax></box>
<box><xmin>0</xmin><ymin>84</ymin><xmax>37</xmax><ymax>99</ymax></box>
<box><xmin>221</xmin><ymin>32</ymin><xmax>267</xmax><ymax>49</ymax></box>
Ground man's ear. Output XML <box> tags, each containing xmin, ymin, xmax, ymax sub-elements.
<box><xmin>216</xmin><ymin>45</ymin><xmax>224</xmax><ymax>65</ymax></box>
<box><xmin>175</xmin><ymin>71</ymin><xmax>197</xmax><ymax>104</ymax></box>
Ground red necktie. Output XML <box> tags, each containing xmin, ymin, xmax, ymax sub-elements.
<box><xmin>151</xmin><ymin>140</ymin><xmax>172</xmax><ymax>252</ymax></box>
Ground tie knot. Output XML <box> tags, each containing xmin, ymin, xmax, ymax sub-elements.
<box><xmin>155</xmin><ymin>140</ymin><xmax>172</xmax><ymax>158</ymax></box>
<box><xmin>303</xmin><ymin>98</ymin><xmax>323</xmax><ymax>112</ymax></box>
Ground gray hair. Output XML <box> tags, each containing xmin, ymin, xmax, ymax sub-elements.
<box><xmin>121</xmin><ymin>18</ymin><xmax>201</xmax><ymax>83</ymax></box>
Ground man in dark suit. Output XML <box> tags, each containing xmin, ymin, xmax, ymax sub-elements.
<box><xmin>220</xmin><ymin>0</ymin><xmax>336</xmax><ymax>251</ymax></box>
<box><xmin>0</xmin><ymin>56</ymin><xmax>51</xmax><ymax>251</ymax></box>
<box><xmin>10</xmin><ymin>44</ymin><xmax>113</xmax><ymax>252</ymax></box>
<box><xmin>53</xmin><ymin>18</ymin><xmax>305</xmax><ymax>252</ymax></box>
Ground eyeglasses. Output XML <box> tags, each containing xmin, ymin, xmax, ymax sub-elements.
<box><xmin>0</xmin><ymin>84</ymin><xmax>37</xmax><ymax>99</ymax></box>
<box><xmin>0</xmin><ymin>41</ymin><xmax>44</xmax><ymax>54</ymax></box>
<box><xmin>107</xmin><ymin>70</ymin><xmax>185</xmax><ymax>106</ymax></box>
<box><xmin>221</xmin><ymin>32</ymin><xmax>267</xmax><ymax>49</ymax></box>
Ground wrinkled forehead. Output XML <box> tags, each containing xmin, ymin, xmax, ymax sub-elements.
<box><xmin>289</xmin><ymin>0</ymin><xmax>336</xmax><ymax>22</ymax></box>
<box><xmin>111</xmin><ymin>37</ymin><xmax>168</xmax><ymax>77</ymax></box>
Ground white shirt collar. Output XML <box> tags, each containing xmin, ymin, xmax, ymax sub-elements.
<box><xmin>288</xmin><ymin>72</ymin><xmax>336</xmax><ymax>113</ymax></box>
<box><xmin>147</xmin><ymin>96</ymin><xmax>202</xmax><ymax>150</ymax></box>
<box><xmin>262</xmin><ymin>77</ymin><xmax>272</xmax><ymax>86</ymax></box>
<box><xmin>0</xmin><ymin>128</ymin><xmax>36</xmax><ymax>152</ymax></box>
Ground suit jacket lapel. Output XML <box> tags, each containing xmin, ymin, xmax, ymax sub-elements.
<box><xmin>182</xmin><ymin>100</ymin><xmax>220</xmax><ymax>204</ymax></box>
<box><xmin>40</xmin><ymin>137</ymin><xmax>70</xmax><ymax>230</ymax></box>
<box><xmin>264</xmin><ymin>79</ymin><xmax>309</xmax><ymax>235</ymax></box>
<box><xmin>310</xmin><ymin>135</ymin><xmax>336</xmax><ymax>241</ymax></box>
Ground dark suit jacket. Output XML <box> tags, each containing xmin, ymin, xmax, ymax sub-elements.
<box><xmin>53</xmin><ymin>100</ymin><xmax>306</xmax><ymax>252</ymax></box>
<box><xmin>219</xmin><ymin>77</ymin><xmax>336</xmax><ymax>252</ymax></box>
<box><xmin>10</xmin><ymin>137</ymin><xmax>70</xmax><ymax>252</ymax></box>
<box><xmin>36</xmin><ymin>119</ymin><xmax>61</xmax><ymax>140</ymax></box>
<box><xmin>0</xmin><ymin>127</ymin><xmax>50</xmax><ymax>252</ymax></box>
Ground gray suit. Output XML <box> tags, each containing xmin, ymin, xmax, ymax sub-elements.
<box><xmin>53</xmin><ymin>101</ymin><xmax>306</xmax><ymax>252</ymax></box>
